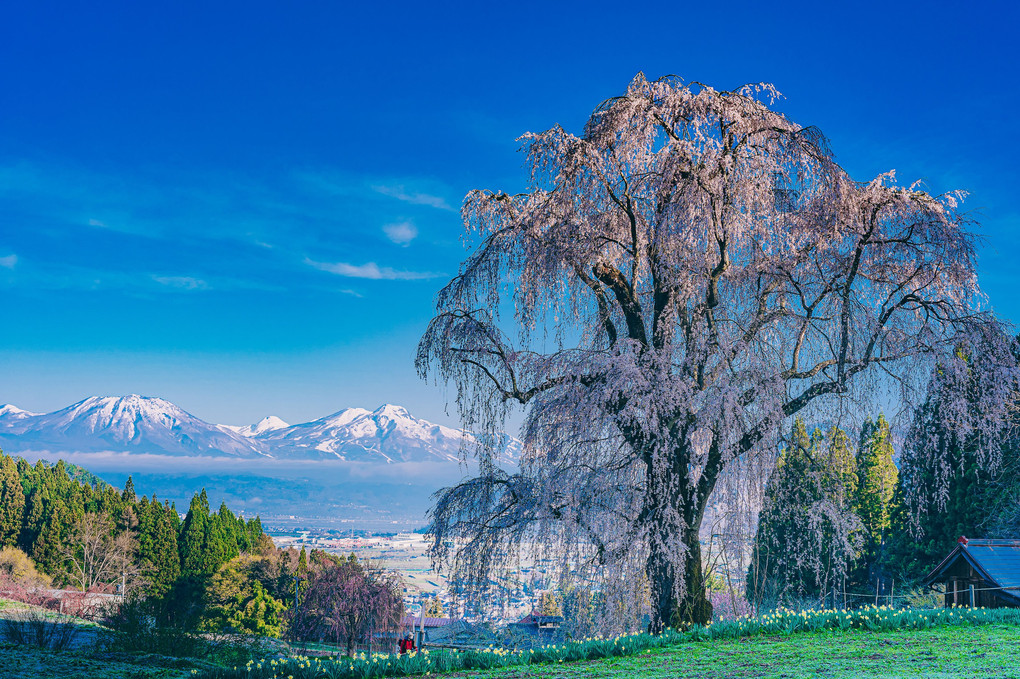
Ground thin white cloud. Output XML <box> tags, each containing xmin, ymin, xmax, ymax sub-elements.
<box><xmin>371</xmin><ymin>184</ymin><xmax>453</xmax><ymax>211</ymax></box>
<box><xmin>152</xmin><ymin>275</ymin><xmax>208</xmax><ymax>290</ymax></box>
<box><xmin>0</xmin><ymin>254</ymin><xmax>17</xmax><ymax>269</ymax></box>
<box><xmin>305</xmin><ymin>258</ymin><xmax>439</xmax><ymax>281</ymax></box>
<box><xmin>382</xmin><ymin>220</ymin><xmax>418</xmax><ymax>246</ymax></box>
<box><xmin>88</xmin><ymin>218</ymin><xmax>107</xmax><ymax>227</ymax></box>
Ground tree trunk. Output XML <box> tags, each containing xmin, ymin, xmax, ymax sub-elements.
<box><xmin>643</xmin><ymin>433</ymin><xmax>717</xmax><ymax>633</ymax></box>
<box><xmin>647</xmin><ymin>522</ymin><xmax>713</xmax><ymax>632</ymax></box>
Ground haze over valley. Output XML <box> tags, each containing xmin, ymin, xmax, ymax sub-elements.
<box><xmin>0</xmin><ymin>395</ymin><xmax>518</xmax><ymax>528</ymax></box>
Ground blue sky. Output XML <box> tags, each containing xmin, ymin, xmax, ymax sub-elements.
<box><xmin>2</xmin><ymin>1</ymin><xmax>1019</xmax><ymax>428</ymax></box>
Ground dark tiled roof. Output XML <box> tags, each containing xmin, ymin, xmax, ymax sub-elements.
<box><xmin>966</xmin><ymin>540</ymin><xmax>1020</xmax><ymax>590</ymax></box>
<box><xmin>924</xmin><ymin>539</ymin><xmax>1020</xmax><ymax>603</ymax></box>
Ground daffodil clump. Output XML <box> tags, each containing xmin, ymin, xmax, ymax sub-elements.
<box><xmin>194</xmin><ymin>606</ymin><xmax>1020</xmax><ymax>679</ymax></box>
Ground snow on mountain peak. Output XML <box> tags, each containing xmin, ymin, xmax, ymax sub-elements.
<box><xmin>0</xmin><ymin>395</ymin><xmax>520</xmax><ymax>464</ymax></box>
<box><xmin>1</xmin><ymin>394</ymin><xmax>266</xmax><ymax>458</ymax></box>
<box><xmin>373</xmin><ymin>404</ymin><xmax>410</xmax><ymax>417</ymax></box>
<box><xmin>224</xmin><ymin>415</ymin><xmax>290</xmax><ymax>437</ymax></box>
<box><xmin>0</xmin><ymin>404</ymin><xmax>38</xmax><ymax>418</ymax></box>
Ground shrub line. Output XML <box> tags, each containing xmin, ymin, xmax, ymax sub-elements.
<box><xmin>194</xmin><ymin>606</ymin><xmax>1020</xmax><ymax>679</ymax></box>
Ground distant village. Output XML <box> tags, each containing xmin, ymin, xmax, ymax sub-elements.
<box><xmin>269</xmin><ymin>528</ymin><xmax>558</xmax><ymax>637</ymax></box>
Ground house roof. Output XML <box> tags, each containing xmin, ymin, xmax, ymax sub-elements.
<box><xmin>400</xmin><ymin>615</ymin><xmax>451</xmax><ymax>628</ymax></box>
<box><xmin>923</xmin><ymin>539</ymin><xmax>1020</xmax><ymax>604</ymax></box>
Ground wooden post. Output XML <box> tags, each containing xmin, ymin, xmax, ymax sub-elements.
<box><xmin>418</xmin><ymin>593</ymin><xmax>426</xmax><ymax>649</ymax></box>
<box><xmin>969</xmin><ymin>584</ymin><xmax>975</xmax><ymax>608</ymax></box>
<box><xmin>875</xmin><ymin>576</ymin><xmax>880</xmax><ymax>606</ymax></box>
<box><xmin>890</xmin><ymin>579</ymin><xmax>895</xmax><ymax>607</ymax></box>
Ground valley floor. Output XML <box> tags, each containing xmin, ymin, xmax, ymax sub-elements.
<box><xmin>441</xmin><ymin>624</ymin><xmax>1020</xmax><ymax>679</ymax></box>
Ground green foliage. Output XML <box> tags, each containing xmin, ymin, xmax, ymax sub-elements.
<box><xmin>192</xmin><ymin>606</ymin><xmax>1020</xmax><ymax>679</ymax></box>
<box><xmin>0</xmin><ymin>448</ymin><xmax>267</xmax><ymax>624</ymax></box>
<box><xmin>180</xmin><ymin>489</ymin><xmax>213</xmax><ymax>576</ymax></box>
<box><xmin>423</xmin><ymin>595</ymin><xmax>445</xmax><ymax>618</ymax></box>
<box><xmin>886</xmin><ymin>354</ymin><xmax>1020</xmax><ymax>585</ymax></box>
<box><xmin>749</xmin><ymin>419</ymin><xmax>860</xmax><ymax>605</ymax></box>
<box><xmin>0</xmin><ymin>546</ymin><xmax>51</xmax><ymax>586</ymax></box>
<box><xmin>203</xmin><ymin>554</ymin><xmax>287</xmax><ymax>638</ymax></box>
<box><xmin>852</xmin><ymin>414</ymin><xmax>898</xmax><ymax>581</ymax></box>
<box><xmin>0</xmin><ymin>454</ymin><xmax>25</xmax><ymax>547</ymax></box>
<box><xmin>137</xmin><ymin>495</ymin><xmax>181</xmax><ymax>597</ymax></box>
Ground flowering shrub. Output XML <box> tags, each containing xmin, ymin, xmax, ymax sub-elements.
<box><xmin>194</xmin><ymin>605</ymin><xmax>1020</xmax><ymax>679</ymax></box>
<box><xmin>707</xmin><ymin>591</ymin><xmax>753</xmax><ymax>621</ymax></box>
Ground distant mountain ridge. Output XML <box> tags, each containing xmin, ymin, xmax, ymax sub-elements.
<box><xmin>0</xmin><ymin>395</ymin><xmax>518</xmax><ymax>464</ymax></box>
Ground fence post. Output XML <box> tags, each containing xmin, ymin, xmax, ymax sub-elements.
<box><xmin>969</xmin><ymin>584</ymin><xmax>975</xmax><ymax>608</ymax></box>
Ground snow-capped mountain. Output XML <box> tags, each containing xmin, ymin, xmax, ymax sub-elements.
<box><xmin>0</xmin><ymin>395</ymin><xmax>266</xmax><ymax>458</ymax></box>
<box><xmin>0</xmin><ymin>396</ymin><xmax>517</xmax><ymax>464</ymax></box>
<box><xmin>256</xmin><ymin>404</ymin><xmax>469</xmax><ymax>462</ymax></box>
<box><xmin>220</xmin><ymin>415</ymin><xmax>289</xmax><ymax>438</ymax></box>
<box><xmin>0</xmin><ymin>404</ymin><xmax>39</xmax><ymax>427</ymax></box>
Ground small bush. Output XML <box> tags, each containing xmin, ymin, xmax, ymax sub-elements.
<box><xmin>103</xmin><ymin>597</ymin><xmax>208</xmax><ymax>657</ymax></box>
<box><xmin>0</xmin><ymin>606</ymin><xmax>79</xmax><ymax>651</ymax></box>
<box><xmin>0</xmin><ymin>547</ymin><xmax>51</xmax><ymax>588</ymax></box>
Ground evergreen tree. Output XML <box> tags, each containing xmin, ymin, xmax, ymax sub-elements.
<box><xmin>886</xmin><ymin>360</ymin><xmax>1018</xmax><ymax>582</ymax></box>
<box><xmin>122</xmin><ymin>476</ymin><xmax>137</xmax><ymax>503</ymax></box>
<box><xmin>0</xmin><ymin>454</ymin><xmax>266</xmax><ymax>602</ymax></box>
<box><xmin>210</xmin><ymin>503</ymin><xmax>241</xmax><ymax>567</ymax></box>
<box><xmin>137</xmin><ymin>496</ymin><xmax>181</xmax><ymax>597</ymax></box>
<box><xmin>851</xmin><ymin>415</ymin><xmax>898</xmax><ymax>587</ymax></box>
<box><xmin>749</xmin><ymin>419</ymin><xmax>860</xmax><ymax>607</ymax></box>
<box><xmin>179</xmin><ymin>490</ymin><xmax>212</xmax><ymax>576</ymax></box>
<box><xmin>0</xmin><ymin>454</ymin><xmax>25</xmax><ymax>547</ymax></box>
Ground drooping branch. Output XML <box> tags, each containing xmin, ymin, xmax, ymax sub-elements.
<box><xmin>419</xmin><ymin>73</ymin><xmax>1012</xmax><ymax>631</ymax></box>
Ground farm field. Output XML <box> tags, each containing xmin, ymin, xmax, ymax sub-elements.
<box><xmin>443</xmin><ymin>625</ymin><xmax>1020</xmax><ymax>679</ymax></box>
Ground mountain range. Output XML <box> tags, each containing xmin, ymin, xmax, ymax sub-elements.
<box><xmin>0</xmin><ymin>395</ymin><xmax>517</xmax><ymax>464</ymax></box>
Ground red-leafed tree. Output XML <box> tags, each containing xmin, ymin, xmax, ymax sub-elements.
<box><xmin>418</xmin><ymin>74</ymin><xmax>1019</xmax><ymax>630</ymax></box>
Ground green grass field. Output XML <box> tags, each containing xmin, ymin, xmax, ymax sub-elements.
<box><xmin>3</xmin><ymin>605</ymin><xmax>1020</xmax><ymax>679</ymax></box>
<box><xmin>443</xmin><ymin>624</ymin><xmax>1020</xmax><ymax>678</ymax></box>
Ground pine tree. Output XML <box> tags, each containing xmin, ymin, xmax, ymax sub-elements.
<box><xmin>886</xmin><ymin>367</ymin><xmax>1017</xmax><ymax>582</ymax></box>
<box><xmin>0</xmin><ymin>454</ymin><xmax>25</xmax><ymax>547</ymax></box>
<box><xmin>852</xmin><ymin>415</ymin><xmax>898</xmax><ymax>587</ymax></box>
<box><xmin>179</xmin><ymin>490</ymin><xmax>212</xmax><ymax>576</ymax></box>
<box><xmin>750</xmin><ymin>419</ymin><xmax>861</xmax><ymax>607</ymax></box>
<box><xmin>20</xmin><ymin>488</ymin><xmax>46</xmax><ymax>554</ymax></box>
<box><xmin>122</xmin><ymin>476</ymin><xmax>137</xmax><ymax>504</ymax></box>
<box><xmin>136</xmin><ymin>495</ymin><xmax>181</xmax><ymax>597</ymax></box>
<box><xmin>210</xmin><ymin>503</ymin><xmax>240</xmax><ymax>566</ymax></box>
<box><xmin>749</xmin><ymin>419</ymin><xmax>821</xmax><ymax>604</ymax></box>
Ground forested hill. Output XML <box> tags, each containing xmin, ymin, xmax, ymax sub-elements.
<box><xmin>0</xmin><ymin>448</ymin><xmax>265</xmax><ymax>593</ymax></box>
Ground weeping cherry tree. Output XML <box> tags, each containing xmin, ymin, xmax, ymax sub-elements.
<box><xmin>417</xmin><ymin>74</ymin><xmax>1017</xmax><ymax>630</ymax></box>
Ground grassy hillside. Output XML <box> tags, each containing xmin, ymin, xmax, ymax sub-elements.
<box><xmin>3</xmin><ymin>604</ymin><xmax>1019</xmax><ymax>679</ymax></box>
<box><xmin>444</xmin><ymin>624</ymin><xmax>1020</xmax><ymax>678</ymax></box>
<box><xmin>0</xmin><ymin>597</ymin><xmax>202</xmax><ymax>679</ymax></box>
<box><xmin>5</xmin><ymin>623</ymin><xmax>1019</xmax><ymax>679</ymax></box>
